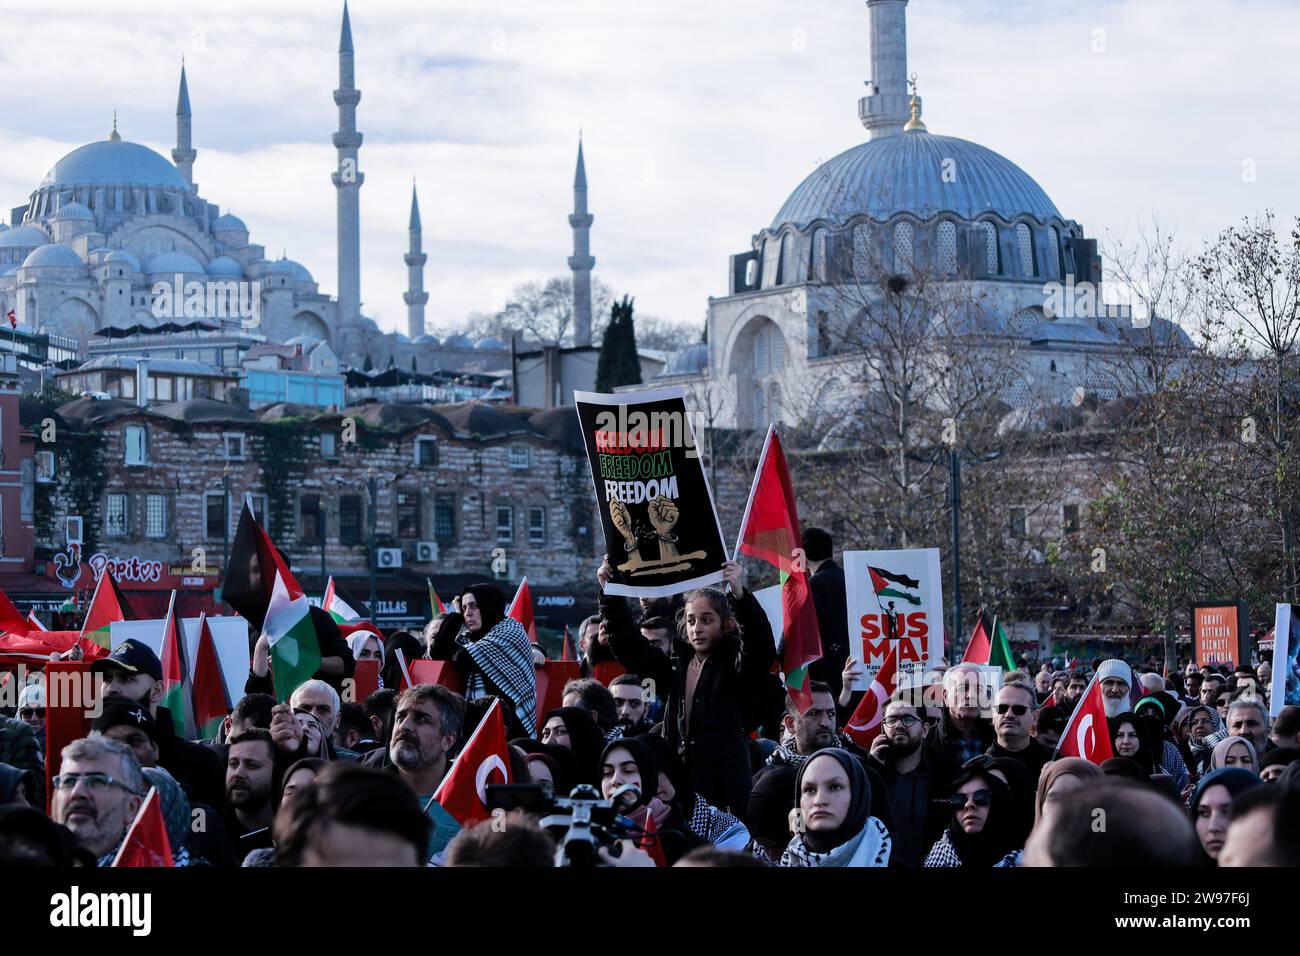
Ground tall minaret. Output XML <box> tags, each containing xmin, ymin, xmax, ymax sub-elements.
<box><xmin>568</xmin><ymin>137</ymin><xmax>595</xmax><ymax>347</ymax></box>
<box><xmin>404</xmin><ymin>183</ymin><xmax>428</xmax><ymax>339</ymax></box>
<box><xmin>332</xmin><ymin>1</ymin><xmax>364</xmax><ymax>327</ymax></box>
<box><xmin>859</xmin><ymin>0</ymin><xmax>914</xmax><ymax>140</ymax></box>
<box><xmin>172</xmin><ymin>61</ymin><xmax>197</xmax><ymax>189</ymax></box>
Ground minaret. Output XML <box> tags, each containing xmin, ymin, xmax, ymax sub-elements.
<box><xmin>859</xmin><ymin>0</ymin><xmax>914</xmax><ymax>140</ymax></box>
<box><xmin>404</xmin><ymin>183</ymin><xmax>428</xmax><ymax>339</ymax></box>
<box><xmin>332</xmin><ymin>1</ymin><xmax>364</xmax><ymax>327</ymax></box>
<box><xmin>172</xmin><ymin>61</ymin><xmax>197</xmax><ymax>189</ymax></box>
<box><xmin>568</xmin><ymin>137</ymin><xmax>595</xmax><ymax>347</ymax></box>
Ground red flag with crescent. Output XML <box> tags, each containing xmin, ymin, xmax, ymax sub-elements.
<box><xmin>431</xmin><ymin>697</ymin><xmax>511</xmax><ymax>827</ymax></box>
<box><xmin>1054</xmin><ymin>674</ymin><xmax>1113</xmax><ymax>765</ymax></box>
<box><xmin>843</xmin><ymin>640</ymin><xmax>899</xmax><ymax>747</ymax></box>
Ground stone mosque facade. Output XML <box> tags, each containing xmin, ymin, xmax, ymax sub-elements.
<box><xmin>653</xmin><ymin>0</ymin><xmax>1190</xmax><ymax>431</ymax></box>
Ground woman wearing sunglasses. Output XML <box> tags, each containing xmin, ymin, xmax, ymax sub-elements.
<box><xmin>923</xmin><ymin>765</ymin><xmax>1020</xmax><ymax>867</ymax></box>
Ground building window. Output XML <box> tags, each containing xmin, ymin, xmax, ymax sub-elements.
<box><xmin>205</xmin><ymin>493</ymin><xmax>228</xmax><ymax>540</ymax></box>
<box><xmin>36</xmin><ymin>450</ymin><xmax>55</xmax><ymax>482</ymax></box>
<box><xmin>145</xmin><ymin>494</ymin><xmax>168</xmax><ymax>538</ymax></box>
<box><xmin>893</xmin><ymin>221</ymin><xmax>914</xmax><ymax>271</ymax></box>
<box><xmin>300</xmin><ymin>493</ymin><xmax>322</xmax><ymax>543</ymax></box>
<box><xmin>414</xmin><ymin>437</ymin><xmax>437</xmax><ymax>468</ymax></box>
<box><xmin>105</xmin><ymin>494</ymin><xmax>130</xmax><ymax>536</ymax></box>
<box><xmin>779</xmin><ymin>233</ymin><xmax>796</xmax><ymax>286</ymax></box>
<box><xmin>811</xmin><ymin>228</ymin><xmax>828</xmax><ymax>281</ymax></box>
<box><xmin>1047</xmin><ymin>226</ymin><xmax>1061</xmax><ymax>279</ymax></box>
<box><xmin>1008</xmin><ymin>506</ymin><xmax>1027</xmax><ymax>539</ymax></box>
<box><xmin>496</xmin><ymin>506</ymin><xmax>513</xmax><ymax>543</ymax></box>
<box><xmin>937</xmin><ymin>221</ymin><xmax>958</xmax><ymax>274</ymax></box>
<box><xmin>396</xmin><ymin>488</ymin><xmax>421</xmax><ymax>538</ymax></box>
<box><xmin>124</xmin><ymin>425</ymin><xmax>148</xmax><ymax>465</ymax></box>
<box><xmin>980</xmin><ymin>222</ymin><xmax>999</xmax><ymax>274</ymax></box>
<box><xmin>20</xmin><ymin>458</ymin><xmax>33</xmax><ymax>522</ymax></box>
<box><xmin>528</xmin><ymin>507</ymin><xmax>547</xmax><ymax>545</ymax></box>
<box><xmin>760</xmin><ymin>237</ymin><xmax>781</xmax><ymax>289</ymax></box>
<box><xmin>852</xmin><ymin>223</ymin><xmax>872</xmax><ymax>277</ymax></box>
<box><xmin>1063</xmin><ymin>503</ymin><xmax>1080</xmax><ymax>535</ymax></box>
<box><xmin>320</xmin><ymin>432</ymin><xmax>337</xmax><ymax>459</ymax></box>
<box><xmin>1016</xmin><ymin>223</ymin><xmax>1035</xmax><ymax>276</ymax></box>
<box><xmin>434</xmin><ymin>494</ymin><xmax>457</xmax><ymax>548</ymax></box>
<box><xmin>338</xmin><ymin>494</ymin><xmax>364</xmax><ymax>545</ymax></box>
<box><xmin>508</xmin><ymin>446</ymin><xmax>530</xmax><ymax>470</ymax></box>
<box><xmin>224</xmin><ymin>433</ymin><xmax>245</xmax><ymax>460</ymax></box>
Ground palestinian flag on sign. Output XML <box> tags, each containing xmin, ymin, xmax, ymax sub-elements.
<box><xmin>222</xmin><ymin>498</ymin><xmax>304</xmax><ymax>629</ymax></box>
<box><xmin>322</xmin><ymin>576</ymin><xmax>361</xmax><ymax>624</ymax></box>
<box><xmin>262</xmin><ymin>571</ymin><xmax>321</xmax><ymax>703</ymax></box>
<box><xmin>81</xmin><ymin>571</ymin><xmax>133</xmax><ymax>651</ymax></box>
<box><xmin>192</xmin><ymin>613</ymin><xmax>230</xmax><ymax>740</ymax></box>
<box><xmin>735</xmin><ymin>425</ymin><xmax>822</xmax><ymax>711</ymax></box>
<box><xmin>867</xmin><ymin>566</ymin><xmax>922</xmax><ymax>607</ymax></box>
<box><xmin>158</xmin><ymin>591</ymin><xmax>196</xmax><ymax>739</ymax></box>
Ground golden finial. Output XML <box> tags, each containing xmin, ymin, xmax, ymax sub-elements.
<box><xmin>904</xmin><ymin>73</ymin><xmax>927</xmax><ymax>133</ymax></box>
<box><xmin>109</xmin><ymin>111</ymin><xmax>121</xmax><ymax>142</ymax></box>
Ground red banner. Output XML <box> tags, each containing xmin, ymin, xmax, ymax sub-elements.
<box><xmin>44</xmin><ymin>661</ymin><xmax>95</xmax><ymax>813</ymax></box>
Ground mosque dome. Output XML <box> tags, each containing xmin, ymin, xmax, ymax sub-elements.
<box><xmin>444</xmin><ymin>334</ymin><xmax>473</xmax><ymax>349</ymax></box>
<box><xmin>105</xmin><ymin>249</ymin><xmax>142</xmax><ymax>272</ymax></box>
<box><xmin>40</xmin><ymin>138</ymin><xmax>189</xmax><ymax>191</ymax></box>
<box><xmin>476</xmin><ymin>336</ymin><xmax>506</xmax><ymax>350</ymax></box>
<box><xmin>264</xmin><ymin>258</ymin><xmax>313</xmax><ymax>283</ymax></box>
<box><xmin>52</xmin><ymin>201</ymin><xmax>95</xmax><ymax>222</ymax></box>
<box><xmin>213</xmin><ymin>213</ymin><xmax>247</xmax><ymax>232</ymax></box>
<box><xmin>144</xmin><ymin>250</ymin><xmax>205</xmax><ymax>274</ymax></box>
<box><xmin>22</xmin><ymin>244</ymin><xmax>86</xmax><ymax>271</ymax></box>
<box><xmin>0</xmin><ymin>225</ymin><xmax>52</xmax><ymax>249</ymax></box>
<box><xmin>414</xmin><ymin>333</ymin><xmax>440</xmax><ymax>346</ymax></box>
<box><xmin>771</xmin><ymin>130</ymin><xmax>1061</xmax><ymax>230</ymax></box>
<box><xmin>663</xmin><ymin>342</ymin><xmax>709</xmax><ymax>375</ymax></box>
<box><xmin>206</xmin><ymin>256</ymin><xmax>243</xmax><ymax>278</ymax></box>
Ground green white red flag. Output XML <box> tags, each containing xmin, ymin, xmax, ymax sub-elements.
<box><xmin>192</xmin><ymin>613</ymin><xmax>230</xmax><ymax>740</ymax></box>
<box><xmin>81</xmin><ymin>571</ymin><xmax>133</xmax><ymax>652</ymax></box>
<box><xmin>158</xmin><ymin>591</ymin><xmax>196</xmax><ymax>739</ymax></box>
<box><xmin>262</xmin><ymin>571</ymin><xmax>322</xmax><ymax>703</ymax></box>
<box><xmin>322</xmin><ymin>575</ymin><xmax>361</xmax><ymax>623</ymax></box>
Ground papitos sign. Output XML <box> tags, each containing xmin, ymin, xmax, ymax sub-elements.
<box><xmin>844</xmin><ymin>549</ymin><xmax>944</xmax><ymax>691</ymax></box>
<box><xmin>50</xmin><ymin>544</ymin><xmax>197</xmax><ymax>591</ymax></box>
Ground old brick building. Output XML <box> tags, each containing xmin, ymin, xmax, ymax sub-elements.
<box><xmin>22</xmin><ymin>395</ymin><xmax>598</xmax><ymax>631</ymax></box>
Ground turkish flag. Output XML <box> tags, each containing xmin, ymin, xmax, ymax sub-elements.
<box><xmin>843</xmin><ymin>640</ymin><xmax>899</xmax><ymax>747</ymax></box>
<box><xmin>112</xmin><ymin>788</ymin><xmax>174</xmax><ymax>867</ymax></box>
<box><xmin>508</xmin><ymin>578</ymin><xmax>536</xmax><ymax>643</ymax></box>
<box><xmin>639</xmin><ymin>812</ymin><xmax>667</xmax><ymax>867</ymax></box>
<box><xmin>431</xmin><ymin>698</ymin><xmax>511</xmax><ymax>826</ymax></box>
<box><xmin>1054</xmin><ymin>674</ymin><xmax>1113</xmax><ymax>765</ymax></box>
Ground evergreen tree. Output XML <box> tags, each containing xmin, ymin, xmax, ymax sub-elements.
<box><xmin>595</xmin><ymin>295</ymin><xmax>642</xmax><ymax>392</ymax></box>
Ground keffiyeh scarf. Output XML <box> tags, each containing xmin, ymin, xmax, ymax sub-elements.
<box><xmin>687</xmin><ymin>796</ymin><xmax>749</xmax><ymax>849</ymax></box>
<box><xmin>457</xmin><ymin>617</ymin><xmax>537</xmax><ymax>736</ymax></box>
<box><xmin>779</xmin><ymin>817</ymin><xmax>891</xmax><ymax>868</ymax></box>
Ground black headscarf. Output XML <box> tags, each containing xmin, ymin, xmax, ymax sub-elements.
<box><xmin>794</xmin><ymin>747</ymin><xmax>872</xmax><ymax>854</ymax></box>
<box><xmin>942</xmin><ymin>768</ymin><xmax>1019</xmax><ymax>868</ymax></box>
<box><xmin>1100</xmin><ymin>757</ymin><xmax>1150</xmax><ymax>783</ymax></box>
<box><xmin>978</xmin><ymin>755</ymin><xmax>1035</xmax><ymax>847</ymax></box>
<box><xmin>599</xmin><ymin>737</ymin><xmax>660</xmax><ymax>809</ymax></box>
<box><xmin>541</xmin><ymin>743</ymin><xmax>579</xmax><ymax>797</ymax></box>
<box><xmin>1108</xmin><ymin>712</ymin><xmax>1158</xmax><ymax>775</ymax></box>
<box><xmin>640</xmin><ymin>733</ymin><xmax>693</xmax><ymax>815</ymax></box>
<box><xmin>381</xmin><ymin>630</ymin><xmax>424</xmax><ymax>690</ymax></box>
<box><xmin>543</xmin><ymin>707</ymin><xmax>605</xmax><ymax>786</ymax></box>
<box><xmin>462</xmin><ymin>583</ymin><xmax>507</xmax><ymax>637</ymax></box>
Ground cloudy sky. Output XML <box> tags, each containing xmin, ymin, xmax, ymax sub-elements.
<box><xmin>0</xmin><ymin>0</ymin><xmax>1295</xmax><ymax>338</ymax></box>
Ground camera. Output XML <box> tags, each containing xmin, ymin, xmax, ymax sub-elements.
<box><xmin>486</xmin><ymin>782</ymin><xmax>645</xmax><ymax>867</ymax></box>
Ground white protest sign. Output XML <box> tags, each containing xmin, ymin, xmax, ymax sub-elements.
<box><xmin>844</xmin><ymin>548</ymin><xmax>944</xmax><ymax>692</ymax></box>
<box><xmin>110</xmin><ymin>616</ymin><xmax>250</xmax><ymax>705</ymax></box>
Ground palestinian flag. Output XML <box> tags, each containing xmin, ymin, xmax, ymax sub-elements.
<box><xmin>867</xmin><ymin>566</ymin><xmax>922</xmax><ymax>607</ymax></box>
<box><xmin>0</xmin><ymin>585</ymin><xmax>30</xmax><ymax>636</ymax></box>
<box><xmin>961</xmin><ymin>611</ymin><xmax>992</xmax><ymax>664</ymax></box>
<box><xmin>428</xmin><ymin>578</ymin><xmax>446</xmax><ymax>615</ymax></box>
<box><xmin>222</xmin><ymin>498</ymin><xmax>304</xmax><ymax>629</ymax></box>
<box><xmin>561</xmin><ymin>624</ymin><xmax>576</xmax><ymax>662</ymax></box>
<box><xmin>322</xmin><ymin>576</ymin><xmax>361</xmax><ymax>624</ymax></box>
<box><xmin>735</xmin><ymin>425</ymin><xmax>822</xmax><ymax>711</ymax></box>
<box><xmin>960</xmin><ymin>609</ymin><xmax>1015</xmax><ymax>671</ymax></box>
<box><xmin>262</xmin><ymin>571</ymin><xmax>321</xmax><ymax>703</ymax></box>
<box><xmin>192</xmin><ymin>613</ymin><xmax>230</xmax><ymax>740</ymax></box>
<box><xmin>158</xmin><ymin>591</ymin><xmax>196</xmax><ymax>739</ymax></box>
<box><xmin>508</xmin><ymin>578</ymin><xmax>537</xmax><ymax>643</ymax></box>
<box><xmin>81</xmin><ymin>571</ymin><xmax>133</xmax><ymax>652</ymax></box>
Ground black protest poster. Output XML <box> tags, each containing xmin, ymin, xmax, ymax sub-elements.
<box><xmin>574</xmin><ymin>387</ymin><xmax>728</xmax><ymax>598</ymax></box>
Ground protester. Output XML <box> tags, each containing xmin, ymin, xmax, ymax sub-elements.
<box><xmin>1189</xmin><ymin>767</ymin><xmax>1262</xmax><ymax>865</ymax></box>
<box><xmin>987</xmin><ymin>683</ymin><xmax>1050</xmax><ymax>781</ymax></box>
<box><xmin>1036</xmin><ymin>758</ymin><xmax>1104</xmax><ymax>825</ymax></box>
<box><xmin>1108</xmin><ymin>712</ymin><xmax>1157</xmax><ymax>775</ymax></box>
<box><xmin>928</xmin><ymin>663</ymin><xmax>995</xmax><ymax>768</ymax></box>
<box><xmin>923</xmin><ymin>764</ymin><xmax>1019</xmax><ymax>867</ymax></box>
<box><xmin>638</xmin><ymin>616</ymin><xmax>675</xmax><ymax>657</ymax></box>
<box><xmin>802</xmin><ymin>527</ymin><xmax>850</xmax><ymax>699</ymax></box>
<box><xmin>561</xmin><ymin>678</ymin><xmax>619</xmax><ymax>739</ymax></box>
<box><xmin>91</xmin><ymin>698</ymin><xmax>161</xmax><ymax>770</ymax></box>
<box><xmin>51</xmin><ymin>736</ymin><xmax>144</xmax><ymax>865</ymax></box>
<box><xmin>1063</xmin><ymin>672</ymin><xmax>1087</xmax><ymax>709</ymax></box>
<box><xmin>609</xmin><ymin>674</ymin><xmax>653</xmax><ymax>735</ymax></box>
<box><xmin>381</xmin><ymin>630</ymin><xmax>423</xmax><ymax>690</ymax></box>
<box><xmin>223</xmin><ymin>728</ymin><xmax>279</xmax><ymax>864</ymax></box>
<box><xmin>1185</xmin><ymin>704</ymin><xmax>1229</xmax><ymax>775</ymax></box>
<box><xmin>1225</xmin><ymin>699</ymin><xmax>1271</xmax><ymax>758</ymax></box>
<box><xmin>1211</xmin><ymin>736</ymin><xmax>1259</xmax><ymax>774</ymax></box>
<box><xmin>0</xmin><ymin>762</ymin><xmax>34</xmax><ymax>807</ymax></box>
<box><xmin>0</xmin><ymin>804</ymin><xmax>93</xmax><ymax>867</ymax></box>
<box><xmin>219</xmin><ymin>693</ymin><xmax>275</xmax><ymax>752</ymax></box>
<box><xmin>865</xmin><ymin>698</ymin><xmax>952</xmax><ymax>866</ymax></box>
<box><xmin>16</xmin><ymin>682</ymin><xmax>45</xmax><ymax>758</ymax></box>
<box><xmin>1259</xmin><ymin>747</ymin><xmax>1300</xmax><ymax>782</ymax></box>
<box><xmin>1034</xmin><ymin>705</ymin><xmax>1066</xmax><ymax>752</ymax></box>
<box><xmin>639</xmin><ymin>733</ymin><xmax>748</xmax><ymax>851</ymax></box>
<box><xmin>332</xmin><ymin>703</ymin><xmax>371</xmax><ymax>759</ymax></box>
<box><xmin>1096</xmin><ymin>659</ymin><xmax>1133</xmax><ymax>719</ymax></box>
<box><xmin>539</xmin><ymin>706</ymin><xmax>605</xmax><ymax>785</ymax></box>
<box><xmin>1271</xmin><ymin>705</ymin><xmax>1300</xmax><ymax>750</ymax></box>
<box><xmin>248</xmin><ymin>605</ymin><xmax>356</xmax><ymax>697</ymax></box>
<box><xmin>446</xmin><ymin>810</ymin><xmax>556</xmax><ymax>866</ymax></box>
<box><xmin>1219</xmin><ymin>784</ymin><xmax>1300</xmax><ymax>866</ymax></box>
<box><xmin>778</xmin><ymin>748</ymin><xmax>891</xmax><ymax>867</ymax></box>
<box><xmin>346</xmin><ymin>630</ymin><xmax>385</xmax><ymax>677</ymax></box>
<box><xmin>1025</xmin><ymin>780</ymin><xmax>1201</xmax><ymax>866</ymax></box>
<box><xmin>140</xmin><ymin>766</ymin><xmax>194</xmax><ymax>866</ymax></box>
<box><xmin>598</xmin><ymin>737</ymin><xmax>698</xmax><ymax>864</ymax></box>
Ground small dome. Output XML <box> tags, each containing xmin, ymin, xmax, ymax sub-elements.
<box><xmin>264</xmin><ymin>258</ymin><xmax>313</xmax><ymax>283</ymax></box>
<box><xmin>52</xmin><ymin>201</ymin><xmax>94</xmax><ymax>222</ymax></box>
<box><xmin>105</xmin><ymin>249</ymin><xmax>142</xmax><ymax>272</ymax></box>
<box><xmin>664</xmin><ymin>342</ymin><xmax>708</xmax><ymax>375</ymax></box>
<box><xmin>206</xmin><ymin>255</ymin><xmax>243</xmax><ymax>278</ymax></box>
<box><xmin>444</xmin><ymin>334</ymin><xmax>473</xmax><ymax>349</ymax></box>
<box><xmin>21</xmin><ymin>244</ymin><xmax>86</xmax><ymax>270</ymax></box>
<box><xmin>476</xmin><ymin>336</ymin><xmax>506</xmax><ymax>350</ymax></box>
<box><xmin>414</xmin><ymin>333</ymin><xmax>440</xmax><ymax>346</ymax></box>
<box><xmin>213</xmin><ymin>212</ymin><xmax>247</xmax><ymax>232</ymax></box>
<box><xmin>0</xmin><ymin>225</ymin><xmax>52</xmax><ymax>249</ymax></box>
<box><xmin>144</xmin><ymin>250</ymin><xmax>205</xmax><ymax>274</ymax></box>
<box><xmin>394</xmin><ymin>332</ymin><xmax>412</xmax><ymax>344</ymax></box>
<box><xmin>1</xmin><ymin>264</ymin><xmax>21</xmax><ymax>277</ymax></box>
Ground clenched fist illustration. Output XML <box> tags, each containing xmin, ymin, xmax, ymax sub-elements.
<box><xmin>610</xmin><ymin>498</ymin><xmax>637</xmax><ymax>553</ymax></box>
<box><xmin>648</xmin><ymin>496</ymin><xmax>681</xmax><ymax>560</ymax></box>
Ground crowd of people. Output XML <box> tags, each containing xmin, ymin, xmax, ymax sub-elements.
<box><xmin>2</xmin><ymin>527</ymin><xmax>1298</xmax><ymax>867</ymax></box>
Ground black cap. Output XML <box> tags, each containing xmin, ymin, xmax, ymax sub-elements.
<box><xmin>92</xmin><ymin>698</ymin><xmax>158</xmax><ymax>741</ymax></box>
<box><xmin>90</xmin><ymin>640</ymin><xmax>163</xmax><ymax>682</ymax></box>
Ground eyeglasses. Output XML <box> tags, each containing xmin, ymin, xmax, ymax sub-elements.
<box><xmin>19</xmin><ymin>708</ymin><xmax>46</xmax><ymax>719</ymax></box>
<box><xmin>52</xmin><ymin>772</ymin><xmax>139</xmax><ymax>795</ymax></box>
<box><xmin>882</xmin><ymin>715</ymin><xmax>919</xmax><ymax>728</ymax></box>
<box><xmin>995</xmin><ymin>703</ymin><xmax>1030</xmax><ymax>717</ymax></box>
<box><xmin>942</xmin><ymin>789</ymin><xmax>993</xmax><ymax>809</ymax></box>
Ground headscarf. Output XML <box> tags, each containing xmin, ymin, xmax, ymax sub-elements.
<box><xmin>280</xmin><ymin>757</ymin><xmax>329</xmax><ymax>801</ymax></box>
<box><xmin>1187</xmin><ymin>705</ymin><xmax>1229</xmax><ymax>759</ymax></box>
<box><xmin>141</xmin><ymin>767</ymin><xmax>191</xmax><ymax>866</ymax></box>
<box><xmin>1100</xmin><ymin>757</ymin><xmax>1149</xmax><ymax>782</ymax></box>
<box><xmin>543</xmin><ymin>707</ymin><xmax>606</xmax><ymax>786</ymax></box>
<box><xmin>540</xmin><ymin>743</ymin><xmax>579</xmax><ymax>797</ymax></box>
<box><xmin>1210</xmin><ymin>736</ymin><xmax>1259</xmax><ymax>774</ymax></box>
<box><xmin>346</xmin><ymin>631</ymin><xmax>385</xmax><ymax>668</ymax></box>
<box><xmin>381</xmin><ymin>630</ymin><xmax>424</xmax><ymax>690</ymax></box>
<box><xmin>639</xmin><ymin>732</ymin><xmax>694</xmax><ymax>815</ymax></box>
<box><xmin>941</xmin><ymin>768</ymin><xmax>1019</xmax><ymax>868</ymax></box>
<box><xmin>1189</xmin><ymin>767</ymin><xmax>1261</xmax><ymax>819</ymax></box>
<box><xmin>0</xmin><ymin>763</ymin><xmax>34</xmax><ymax>806</ymax></box>
<box><xmin>523</xmin><ymin>752</ymin><xmax>562</xmax><ymax>793</ymax></box>
<box><xmin>599</xmin><ymin>737</ymin><xmax>669</xmax><ymax>827</ymax></box>
<box><xmin>1035</xmin><ymin>758</ymin><xmax>1104</xmax><ymax>825</ymax></box>
<box><xmin>977</xmin><ymin>755</ymin><xmax>1034</xmax><ymax>846</ymax></box>
<box><xmin>790</xmin><ymin>748</ymin><xmax>873</xmax><ymax>855</ymax></box>
<box><xmin>461</xmin><ymin>584</ymin><xmax>507</xmax><ymax>637</ymax></box>
<box><xmin>1108</xmin><ymin>713</ymin><xmax>1157</xmax><ymax>775</ymax></box>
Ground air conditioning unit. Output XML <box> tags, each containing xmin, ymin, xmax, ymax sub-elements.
<box><xmin>376</xmin><ymin>547</ymin><xmax>403</xmax><ymax>569</ymax></box>
<box><xmin>492</xmin><ymin>558</ymin><xmax>517</xmax><ymax>581</ymax></box>
<box><xmin>414</xmin><ymin>541</ymin><xmax>438</xmax><ymax>563</ymax></box>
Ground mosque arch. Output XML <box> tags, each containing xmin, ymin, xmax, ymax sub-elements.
<box><xmin>289</xmin><ymin>310</ymin><xmax>331</xmax><ymax>343</ymax></box>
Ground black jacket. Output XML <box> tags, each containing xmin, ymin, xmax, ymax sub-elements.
<box><xmin>865</xmin><ymin>740</ymin><xmax>953</xmax><ymax>867</ymax></box>
<box><xmin>806</xmin><ymin>559</ymin><xmax>850</xmax><ymax>698</ymax></box>
<box><xmin>987</xmin><ymin>738</ymin><xmax>1051</xmax><ymax>785</ymax></box>
<box><xmin>603</xmin><ymin>590</ymin><xmax>775</xmax><ymax>821</ymax></box>
<box><xmin>928</xmin><ymin>710</ymin><xmax>995</xmax><ymax>770</ymax></box>
<box><xmin>154</xmin><ymin>705</ymin><xmax>227</xmax><ymax>810</ymax></box>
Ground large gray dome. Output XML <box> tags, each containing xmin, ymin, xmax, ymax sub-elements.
<box><xmin>41</xmin><ymin>139</ymin><xmax>189</xmax><ymax>191</ymax></box>
<box><xmin>772</xmin><ymin>130</ymin><xmax>1061</xmax><ymax>229</ymax></box>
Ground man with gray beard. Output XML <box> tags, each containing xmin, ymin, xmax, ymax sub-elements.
<box><xmin>51</xmin><ymin>736</ymin><xmax>144</xmax><ymax>865</ymax></box>
<box><xmin>362</xmin><ymin>683</ymin><xmax>465</xmax><ymax>860</ymax></box>
<box><xmin>1096</xmin><ymin>659</ymin><xmax>1134</xmax><ymax>719</ymax></box>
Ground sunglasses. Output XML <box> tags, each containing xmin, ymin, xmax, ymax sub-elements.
<box><xmin>995</xmin><ymin>703</ymin><xmax>1030</xmax><ymax>716</ymax></box>
<box><xmin>19</xmin><ymin>708</ymin><xmax>46</xmax><ymax>719</ymax></box>
<box><xmin>942</xmin><ymin>789</ymin><xmax>993</xmax><ymax>809</ymax></box>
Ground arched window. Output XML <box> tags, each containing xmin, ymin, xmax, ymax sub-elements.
<box><xmin>980</xmin><ymin>221</ymin><xmax>999</xmax><ymax>274</ymax></box>
<box><xmin>1047</xmin><ymin>226</ymin><xmax>1061</xmax><ymax>279</ymax></box>
<box><xmin>761</xmin><ymin>237</ymin><xmax>781</xmax><ymax>288</ymax></box>
<box><xmin>811</xmin><ymin>228</ymin><xmax>828</xmax><ymax>282</ymax></box>
<box><xmin>1012</xmin><ymin>308</ymin><xmax>1040</xmax><ymax>337</ymax></box>
<box><xmin>745</xmin><ymin>257</ymin><xmax>758</xmax><ymax>288</ymax></box>
<box><xmin>852</xmin><ymin>224</ymin><xmax>871</xmax><ymax>277</ymax></box>
<box><xmin>1016</xmin><ymin>223</ymin><xmax>1035</xmax><ymax>276</ymax></box>
<box><xmin>937</xmin><ymin>221</ymin><xmax>958</xmax><ymax>275</ymax></box>
<box><xmin>780</xmin><ymin>233</ymin><xmax>796</xmax><ymax>285</ymax></box>
<box><xmin>893</xmin><ymin>221</ymin><xmax>914</xmax><ymax>271</ymax></box>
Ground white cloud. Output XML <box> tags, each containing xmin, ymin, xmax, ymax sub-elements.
<box><xmin>1</xmin><ymin>0</ymin><xmax>1295</xmax><ymax>336</ymax></box>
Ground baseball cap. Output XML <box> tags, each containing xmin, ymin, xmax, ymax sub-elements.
<box><xmin>89</xmin><ymin>640</ymin><xmax>163</xmax><ymax>682</ymax></box>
